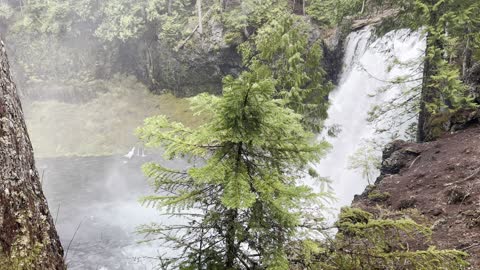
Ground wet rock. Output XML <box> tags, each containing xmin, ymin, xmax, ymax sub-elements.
<box><xmin>382</xmin><ymin>140</ymin><xmax>406</xmax><ymax>160</ymax></box>
<box><xmin>446</xmin><ymin>187</ymin><xmax>470</xmax><ymax>205</ymax></box>
<box><xmin>397</xmin><ymin>197</ymin><xmax>417</xmax><ymax>210</ymax></box>
<box><xmin>463</xmin><ymin>210</ymin><xmax>480</xmax><ymax>229</ymax></box>
<box><xmin>431</xmin><ymin>218</ymin><xmax>447</xmax><ymax>231</ymax></box>
<box><xmin>430</xmin><ymin>208</ymin><xmax>444</xmax><ymax>216</ymax></box>
<box><xmin>381</xmin><ymin>141</ymin><xmax>420</xmax><ymax>175</ymax></box>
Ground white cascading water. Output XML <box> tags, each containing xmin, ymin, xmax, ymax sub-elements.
<box><xmin>315</xmin><ymin>27</ymin><xmax>426</xmax><ymax>211</ymax></box>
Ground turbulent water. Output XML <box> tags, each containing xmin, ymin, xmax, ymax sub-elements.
<box><xmin>316</xmin><ymin>27</ymin><xmax>426</xmax><ymax>210</ymax></box>
<box><xmin>28</xmin><ymin>27</ymin><xmax>427</xmax><ymax>269</ymax></box>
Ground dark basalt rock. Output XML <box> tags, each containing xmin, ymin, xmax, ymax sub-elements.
<box><xmin>380</xmin><ymin>140</ymin><xmax>420</xmax><ymax>176</ymax></box>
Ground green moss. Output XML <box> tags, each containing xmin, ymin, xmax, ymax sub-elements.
<box><xmin>428</xmin><ymin>112</ymin><xmax>451</xmax><ymax>140</ymax></box>
<box><xmin>337</xmin><ymin>207</ymin><xmax>372</xmax><ymax>226</ymax></box>
<box><xmin>224</xmin><ymin>31</ymin><xmax>243</xmax><ymax>46</ymax></box>
<box><xmin>0</xmin><ymin>235</ymin><xmax>44</xmax><ymax>270</ymax></box>
<box><xmin>314</xmin><ymin>207</ymin><xmax>470</xmax><ymax>270</ymax></box>
<box><xmin>367</xmin><ymin>190</ymin><xmax>391</xmax><ymax>202</ymax></box>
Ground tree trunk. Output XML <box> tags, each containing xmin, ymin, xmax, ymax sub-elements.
<box><xmin>225</xmin><ymin>208</ymin><xmax>238</xmax><ymax>268</ymax></box>
<box><xmin>197</xmin><ymin>0</ymin><xmax>203</xmax><ymax>35</ymax></box>
<box><xmin>417</xmin><ymin>3</ymin><xmax>444</xmax><ymax>142</ymax></box>
<box><xmin>417</xmin><ymin>34</ymin><xmax>433</xmax><ymax>142</ymax></box>
<box><xmin>361</xmin><ymin>0</ymin><xmax>366</xmax><ymax>14</ymax></box>
<box><xmin>0</xmin><ymin>39</ymin><xmax>66</xmax><ymax>269</ymax></box>
<box><xmin>462</xmin><ymin>28</ymin><xmax>472</xmax><ymax>78</ymax></box>
<box><xmin>167</xmin><ymin>0</ymin><xmax>173</xmax><ymax>14</ymax></box>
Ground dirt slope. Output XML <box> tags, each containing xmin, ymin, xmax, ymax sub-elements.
<box><xmin>353</xmin><ymin>126</ymin><xmax>480</xmax><ymax>269</ymax></box>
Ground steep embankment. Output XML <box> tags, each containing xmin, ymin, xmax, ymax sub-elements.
<box><xmin>353</xmin><ymin>125</ymin><xmax>480</xmax><ymax>268</ymax></box>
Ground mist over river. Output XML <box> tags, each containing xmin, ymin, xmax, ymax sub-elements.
<box><xmin>22</xmin><ymin>78</ymin><xmax>198</xmax><ymax>269</ymax></box>
<box><xmin>38</xmin><ymin>155</ymin><xmax>186</xmax><ymax>270</ymax></box>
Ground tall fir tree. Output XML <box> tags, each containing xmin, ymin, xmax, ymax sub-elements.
<box><xmin>137</xmin><ymin>54</ymin><xmax>332</xmax><ymax>269</ymax></box>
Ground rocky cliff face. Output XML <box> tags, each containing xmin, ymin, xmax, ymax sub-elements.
<box><xmin>353</xmin><ymin>125</ymin><xmax>480</xmax><ymax>269</ymax></box>
<box><xmin>5</xmin><ymin>14</ymin><xmax>345</xmax><ymax>98</ymax></box>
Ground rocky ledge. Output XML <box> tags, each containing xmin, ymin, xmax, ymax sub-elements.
<box><xmin>353</xmin><ymin>126</ymin><xmax>480</xmax><ymax>268</ymax></box>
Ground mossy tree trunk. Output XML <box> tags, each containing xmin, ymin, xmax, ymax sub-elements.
<box><xmin>0</xmin><ymin>38</ymin><xmax>66</xmax><ymax>269</ymax></box>
<box><xmin>417</xmin><ymin>2</ymin><xmax>444</xmax><ymax>142</ymax></box>
<box><xmin>417</xmin><ymin>33</ymin><xmax>435</xmax><ymax>142</ymax></box>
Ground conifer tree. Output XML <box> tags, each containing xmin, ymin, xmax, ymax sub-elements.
<box><xmin>239</xmin><ymin>13</ymin><xmax>334</xmax><ymax>132</ymax></box>
<box><xmin>137</xmin><ymin>58</ymin><xmax>331</xmax><ymax>269</ymax></box>
<box><xmin>305</xmin><ymin>0</ymin><xmax>365</xmax><ymax>26</ymax></box>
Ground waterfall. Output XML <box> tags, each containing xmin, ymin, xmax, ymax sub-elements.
<box><xmin>316</xmin><ymin>27</ymin><xmax>426</xmax><ymax>211</ymax></box>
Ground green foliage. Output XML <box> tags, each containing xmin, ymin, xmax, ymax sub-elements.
<box><xmin>368</xmin><ymin>190</ymin><xmax>391</xmax><ymax>202</ymax></box>
<box><xmin>239</xmin><ymin>13</ymin><xmax>333</xmax><ymax>132</ymax></box>
<box><xmin>0</xmin><ymin>3</ymin><xmax>14</xmax><ymax>21</ymax></box>
<box><xmin>10</xmin><ymin>0</ymin><xmax>92</xmax><ymax>35</ymax></box>
<box><xmin>1</xmin><ymin>0</ymin><xmax>211</xmax><ymax>84</ymax></box>
<box><xmin>93</xmin><ymin>0</ymin><xmax>193</xmax><ymax>43</ymax></box>
<box><xmin>95</xmin><ymin>0</ymin><xmax>148</xmax><ymax>41</ymax></box>
<box><xmin>0</xmin><ymin>232</ymin><xmax>44</xmax><ymax>270</ymax></box>
<box><xmin>7</xmin><ymin>0</ymin><xmax>193</xmax><ymax>41</ymax></box>
<box><xmin>306</xmin><ymin>0</ymin><xmax>364</xmax><ymax>26</ymax></box>
<box><xmin>220</xmin><ymin>0</ymin><xmax>288</xmax><ymax>34</ymax></box>
<box><xmin>392</xmin><ymin>0</ymin><xmax>479</xmax><ymax>111</ymax></box>
<box><xmin>137</xmin><ymin>51</ymin><xmax>332</xmax><ymax>268</ymax></box>
<box><xmin>292</xmin><ymin>207</ymin><xmax>469</xmax><ymax>270</ymax></box>
<box><xmin>348</xmin><ymin>143</ymin><xmax>382</xmax><ymax>185</ymax></box>
<box><xmin>426</xmin><ymin>57</ymin><xmax>476</xmax><ymax>114</ymax></box>
<box><xmin>368</xmin><ymin>0</ymin><xmax>480</xmax><ymax>141</ymax></box>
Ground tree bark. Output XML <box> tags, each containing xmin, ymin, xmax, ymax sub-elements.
<box><xmin>361</xmin><ymin>0</ymin><xmax>366</xmax><ymax>14</ymax></box>
<box><xmin>417</xmin><ymin>33</ymin><xmax>433</xmax><ymax>142</ymax></box>
<box><xmin>225</xmin><ymin>208</ymin><xmax>237</xmax><ymax>268</ymax></box>
<box><xmin>462</xmin><ymin>27</ymin><xmax>472</xmax><ymax>78</ymax></box>
<box><xmin>0</xmin><ymin>38</ymin><xmax>66</xmax><ymax>269</ymax></box>
<box><xmin>167</xmin><ymin>0</ymin><xmax>173</xmax><ymax>14</ymax></box>
<box><xmin>417</xmin><ymin>3</ymin><xmax>444</xmax><ymax>142</ymax></box>
<box><xmin>197</xmin><ymin>0</ymin><xmax>203</xmax><ymax>35</ymax></box>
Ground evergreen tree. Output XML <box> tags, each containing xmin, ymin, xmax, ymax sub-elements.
<box><xmin>305</xmin><ymin>0</ymin><xmax>365</xmax><ymax>26</ymax></box>
<box><xmin>239</xmin><ymin>13</ymin><xmax>334</xmax><ymax>132</ymax></box>
<box><xmin>137</xmin><ymin>60</ymin><xmax>332</xmax><ymax>269</ymax></box>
